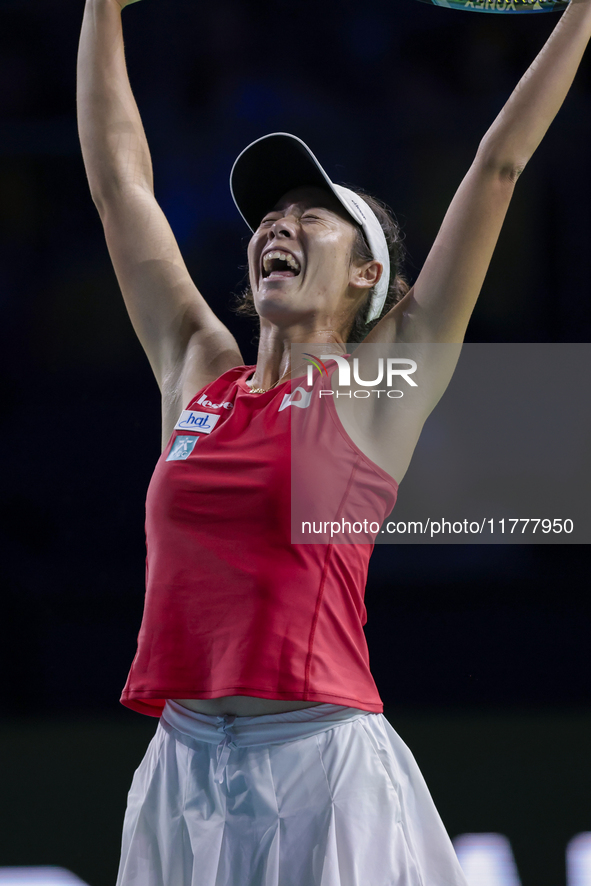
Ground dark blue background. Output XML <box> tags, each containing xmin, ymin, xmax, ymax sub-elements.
<box><xmin>1</xmin><ymin>0</ymin><xmax>590</xmax><ymax>717</ymax></box>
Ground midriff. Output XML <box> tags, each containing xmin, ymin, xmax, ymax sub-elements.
<box><xmin>172</xmin><ymin>696</ymin><xmax>325</xmax><ymax>717</ymax></box>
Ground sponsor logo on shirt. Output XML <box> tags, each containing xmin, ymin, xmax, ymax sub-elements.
<box><xmin>174</xmin><ymin>410</ymin><xmax>221</xmax><ymax>433</ymax></box>
<box><xmin>195</xmin><ymin>394</ymin><xmax>233</xmax><ymax>410</ymax></box>
<box><xmin>166</xmin><ymin>436</ymin><xmax>199</xmax><ymax>461</ymax></box>
<box><xmin>278</xmin><ymin>387</ymin><xmax>313</xmax><ymax>412</ymax></box>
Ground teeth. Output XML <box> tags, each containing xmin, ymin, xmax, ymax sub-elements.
<box><xmin>262</xmin><ymin>251</ymin><xmax>301</xmax><ymax>274</ymax></box>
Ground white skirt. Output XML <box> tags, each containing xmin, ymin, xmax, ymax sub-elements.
<box><xmin>116</xmin><ymin>701</ymin><xmax>468</xmax><ymax>886</ymax></box>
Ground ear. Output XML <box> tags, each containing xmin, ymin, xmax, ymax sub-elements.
<box><xmin>349</xmin><ymin>260</ymin><xmax>383</xmax><ymax>292</ymax></box>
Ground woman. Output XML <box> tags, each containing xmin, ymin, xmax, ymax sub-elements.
<box><xmin>77</xmin><ymin>1</ymin><xmax>591</xmax><ymax>884</ymax></box>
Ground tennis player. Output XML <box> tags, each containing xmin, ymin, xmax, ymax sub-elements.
<box><xmin>77</xmin><ymin>1</ymin><xmax>591</xmax><ymax>883</ymax></box>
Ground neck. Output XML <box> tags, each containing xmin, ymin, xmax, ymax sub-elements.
<box><xmin>250</xmin><ymin>322</ymin><xmax>348</xmax><ymax>390</ymax></box>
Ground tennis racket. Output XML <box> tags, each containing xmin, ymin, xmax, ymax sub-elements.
<box><xmin>415</xmin><ymin>0</ymin><xmax>569</xmax><ymax>13</ymax></box>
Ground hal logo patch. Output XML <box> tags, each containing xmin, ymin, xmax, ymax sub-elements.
<box><xmin>166</xmin><ymin>436</ymin><xmax>199</xmax><ymax>462</ymax></box>
<box><xmin>174</xmin><ymin>410</ymin><xmax>221</xmax><ymax>434</ymax></box>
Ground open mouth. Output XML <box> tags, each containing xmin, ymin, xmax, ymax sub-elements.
<box><xmin>261</xmin><ymin>250</ymin><xmax>301</xmax><ymax>280</ymax></box>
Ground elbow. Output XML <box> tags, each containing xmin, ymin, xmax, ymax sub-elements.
<box><xmin>80</xmin><ymin>158</ymin><xmax>118</xmax><ymax>215</ymax></box>
<box><xmin>87</xmin><ymin>179</ymin><xmax>116</xmax><ymax>219</ymax></box>
<box><xmin>475</xmin><ymin>140</ymin><xmax>527</xmax><ymax>184</ymax></box>
<box><xmin>89</xmin><ymin>185</ymin><xmax>107</xmax><ymax>217</ymax></box>
<box><xmin>507</xmin><ymin>164</ymin><xmax>526</xmax><ymax>185</ymax></box>
<box><xmin>87</xmin><ymin>175</ymin><xmax>145</xmax><ymax>220</ymax></box>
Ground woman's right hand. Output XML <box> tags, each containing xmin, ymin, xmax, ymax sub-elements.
<box><xmin>113</xmin><ymin>0</ymin><xmax>144</xmax><ymax>9</ymax></box>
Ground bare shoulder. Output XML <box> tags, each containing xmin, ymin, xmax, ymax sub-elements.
<box><xmin>332</xmin><ymin>339</ymin><xmax>462</xmax><ymax>484</ymax></box>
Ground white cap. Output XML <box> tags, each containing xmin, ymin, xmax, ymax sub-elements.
<box><xmin>230</xmin><ymin>133</ymin><xmax>390</xmax><ymax>322</ymax></box>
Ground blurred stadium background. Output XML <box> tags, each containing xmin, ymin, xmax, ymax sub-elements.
<box><xmin>0</xmin><ymin>0</ymin><xmax>590</xmax><ymax>884</ymax></box>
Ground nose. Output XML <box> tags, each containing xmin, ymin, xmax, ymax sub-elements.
<box><xmin>268</xmin><ymin>215</ymin><xmax>297</xmax><ymax>240</ymax></box>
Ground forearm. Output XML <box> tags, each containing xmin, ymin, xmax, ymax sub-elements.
<box><xmin>478</xmin><ymin>0</ymin><xmax>591</xmax><ymax>175</ymax></box>
<box><xmin>77</xmin><ymin>0</ymin><xmax>153</xmax><ymax>208</ymax></box>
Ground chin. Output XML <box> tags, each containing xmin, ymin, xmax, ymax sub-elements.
<box><xmin>255</xmin><ymin>285</ymin><xmax>295</xmax><ymax>310</ymax></box>
<box><xmin>254</xmin><ymin>291</ymin><xmax>310</xmax><ymax>326</ymax></box>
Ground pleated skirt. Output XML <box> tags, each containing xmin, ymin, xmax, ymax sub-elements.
<box><xmin>116</xmin><ymin>701</ymin><xmax>468</xmax><ymax>886</ymax></box>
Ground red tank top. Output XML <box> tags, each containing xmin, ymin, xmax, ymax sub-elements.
<box><xmin>120</xmin><ymin>359</ymin><xmax>398</xmax><ymax>716</ymax></box>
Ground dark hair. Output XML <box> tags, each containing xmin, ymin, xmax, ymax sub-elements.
<box><xmin>234</xmin><ymin>186</ymin><xmax>410</xmax><ymax>343</ymax></box>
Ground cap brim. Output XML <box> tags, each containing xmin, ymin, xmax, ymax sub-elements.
<box><xmin>230</xmin><ymin>133</ymin><xmax>337</xmax><ymax>232</ymax></box>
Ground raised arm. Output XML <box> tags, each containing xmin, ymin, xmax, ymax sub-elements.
<box><xmin>77</xmin><ymin>0</ymin><xmax>242</xmax><ymax>442</ymax></box>
<box><xmin>367</xmin><ymin>0</ymin><xmax>591</xmax><ymax>346</ymax></box>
